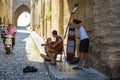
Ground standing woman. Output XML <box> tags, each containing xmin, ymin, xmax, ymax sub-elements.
<box><xmin>69</xmin><ymin>18</ymin><xmax>90</xmax><ymax>69</ymax></box>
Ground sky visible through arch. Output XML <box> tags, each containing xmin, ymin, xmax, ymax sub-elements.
<box><xmin>17</xmin><ymin>11</ymin><xmax>30</xmax><ymax>27</ymax></box>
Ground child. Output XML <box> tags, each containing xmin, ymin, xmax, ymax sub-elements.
<box><xmin>41</xmin><ymin>38</ymin><xmax>52</xmax><ymax>61</ymax></box>
<box><xmin>41</xmin><ymin>38</ymin><xmax>51</xmax><ymax>47</ymax></box>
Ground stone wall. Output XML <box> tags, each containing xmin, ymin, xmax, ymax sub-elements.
<box><xmin>90</xmin><ymin>0</ymin><xmax>120</xmax><ymax>79</ymax></box>
<box><xmin>31</xmin><ymin>0</ymin><xmax>120</xmax><ymax>79</ymax></box>
<box><xmin>0</xmin><ymin>0</ymin><xmax>12</xmax><ymax>26</ymax></box>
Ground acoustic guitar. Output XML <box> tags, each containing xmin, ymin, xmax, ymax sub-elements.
<box><xmin>41</xmin><ymin>41</ymin><xmax>63</xmax><ymax>51</ymax></box>
<box><xmin>50</xmin><ymin>41</ymin><xmax>63</xmax><ymax>51</ymax></box>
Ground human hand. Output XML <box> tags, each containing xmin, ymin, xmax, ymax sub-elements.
<box><xmin>76</xmin><ymin>36</ymin><xmax>80</xmax><ymax>39</ymax></box>
<box><xmin>52</xmin><ymin>45</ymin><xmax>55</xmax><ymax>47</ymax></box>
<box><xmin>71</xmin><ymin>12</ymin><xmax>75</xmax><ymax>14</ymax></box>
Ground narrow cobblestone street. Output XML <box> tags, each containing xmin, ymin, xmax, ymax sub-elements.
<box><xmin>0</xmin><ymin>27</ymin><xmax>50</xmax><ymax>80</ymax></box>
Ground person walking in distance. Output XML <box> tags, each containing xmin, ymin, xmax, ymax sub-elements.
<box><xmin>5</xmin><ymin>23</ymin><xmax>16</xmax><ymax>48</ymax></box>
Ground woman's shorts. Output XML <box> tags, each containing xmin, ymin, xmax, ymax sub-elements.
<box><xmin>79</xmin><ymin>38</ymin><xmax>89</xmax><ymax>53</ymax></box>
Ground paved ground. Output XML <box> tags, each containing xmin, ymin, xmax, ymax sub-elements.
<box><xmin>0</xmin><ymin>27</ymin><xmax>50</xmax><ymax>80</ymax></box>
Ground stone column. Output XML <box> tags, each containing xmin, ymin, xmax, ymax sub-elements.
<box><xmin>0</xmin><ymin>0</ymin><xmax>12</xmax><ymax>26</ymax></box>
<box><xmin>51</xmin><ymin>0</ymin><xmax>59</xmax><ymax>31</ymax></box>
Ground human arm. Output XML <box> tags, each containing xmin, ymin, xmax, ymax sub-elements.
<box><xmin>52</xmin><ymin>39</ymin><xmax>62</xmax><ymax>48</ymax></box>
<box><xmin>76</xmin><ymin>36</ymin><xmax>80</xmax><ymax>39</ymax></box>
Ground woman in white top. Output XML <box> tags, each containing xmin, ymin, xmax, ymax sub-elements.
<box><xmin>69</xmin><ymin>18</ymin><xmax>89</xmax><ymax>70</ymax></box>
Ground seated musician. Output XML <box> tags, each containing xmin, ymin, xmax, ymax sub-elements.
<box><xmin>41</xmin><ymin>38</ymin><xmax>52</xmax><ymax>61</ymax></box>
<box><xmin>45</xmin><ymin>30</ymin><xmax>63</xmax><ymax>65</ymax></box>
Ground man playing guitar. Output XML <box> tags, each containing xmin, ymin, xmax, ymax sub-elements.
<box><xmin>45</xmin><ymin>30</ymin><xmax>63</xmax><ymax>65</ymax></box>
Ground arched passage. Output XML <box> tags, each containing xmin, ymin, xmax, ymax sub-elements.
<box><xmin>14</xmin><ymin>4</ymin><xmax>30</xmax><ymax>26</ymax></box>
<box><xmin>17</xmin><ymin>11</ymin><xmax>30</xmax><ymax>26</ymax></box>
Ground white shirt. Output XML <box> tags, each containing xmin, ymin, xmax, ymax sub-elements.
<box><xmin>78</xmin><ymin>26</ymin><xmax>89</xmax><ymax>40</ymax></box>
<box><xmin>0</xmin><ymin>24</ymin><xmax>4</xmax><ymax>29</ymax></box>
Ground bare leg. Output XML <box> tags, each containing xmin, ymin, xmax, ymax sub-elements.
<box><xmin>40</xmin><ymin>54</ymin><xmax>50</xmax><ymax>60</ymax></box>
<box><xmin>46</xmin><ymin>48</ymin><xmax>56</xmax><ymax>64</ymax></box>
<box><xmin>53</xmin><ymin>53</ymin><xmax>58</xmax><ymax>63</ymax></box>
<box><xmin>78</xmin><ymin>52</ymin><xmax>84</xmax><ymax>68</ymax></box>
<box><xmin>84</xmin><ymin>53</ymin><xmax>89</xmax><ymax>67</ymax></box>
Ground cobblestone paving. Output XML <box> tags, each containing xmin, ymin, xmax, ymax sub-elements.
<box><xmin>0</xmin><ymin>27</ymin><xmax>50</xmax><ymax>80</ymax></box>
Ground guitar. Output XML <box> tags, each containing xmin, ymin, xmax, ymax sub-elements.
<box><xmin>49</xmin><ymin>41</ymin><xmax>63</xmax><ymax>51</ymax></box>
<box><xmin>41</xmin><ymin>41</ymin><xmax>63</xmax><ymax>51</ymax></box>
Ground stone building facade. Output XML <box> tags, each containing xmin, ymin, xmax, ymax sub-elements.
<box><xmin>31</xmin><ymin>0</ymin><xmax>120</xmax><ymax>79</ymax></box>
<box><xmin>0</xmin><ymin>0</ymin><xmax>119</xmax><ymax>79</ymax></box>
<box><xmin>92</xmin><ymin>0</ymin><xmax>120</xmax><ymax>79</ymax></box>
<box><xmin>0</xmin><ymin>0</ymin><xmax>12</xmax><ymax>26</ymax></box>
<box><xmin>0</xmin><ymin>0</ymin><xmax>30</xmax><ymax>27</ymax></box>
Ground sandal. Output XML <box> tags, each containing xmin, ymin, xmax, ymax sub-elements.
<box><xmin>45</xmin><ymin>59</ymin><xmax>50</xmax><ymax>61</ymax></box>
<box><xmin>83</xmin><ymin>66</ymin><xmax>89</xmax><ymax>69</ymax></box>
<box><xmin>50</xmin><ymin>63</ymin><xmax>56</xmax><ymax>65</ymax></box>
<box><xmin>72</xmin><ymin>66</ymin><xmax>83</xmax><ymax>70</ymax></box>
<box><xmin>23</xmin><ymin>66</ymin><xmax>31</xmax><ymax>73</ymax></box>
<box><xmin>30</xmin><ymin>66</ymin><xmax>38</xmax><ymax>72</ymax></box>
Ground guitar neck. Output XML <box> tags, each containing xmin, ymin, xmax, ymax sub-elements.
<box><xmin>41</xmin><ymin>44</ymin><xmax>47</xmax><ymax>46</ymax></box>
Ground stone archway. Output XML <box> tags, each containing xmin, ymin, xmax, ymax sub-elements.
<box><xmin>14</xmin><ymin>4</ymin><xmax>30</xmax><ymax>26</ymax></box>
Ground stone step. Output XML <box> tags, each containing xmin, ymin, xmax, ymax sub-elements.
<box><xmin>45</xmin><ymin>61</ymin><xmax>108</xmax><ymax>80</ymax></box>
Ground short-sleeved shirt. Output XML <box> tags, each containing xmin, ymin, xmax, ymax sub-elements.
<box><xmin>56</xmin><ymin>36</ymin><xmax>62</xmax><ymax>42</ymax></box>
<box><xmin>5</xmin><ymin>28</ymin><xmax>16</xmax><ymax>37</ymax></box>
<box><xmin>55</xmin><ymin>36</ymin><xmax>63</xmax><ymax>51</ymax></box>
